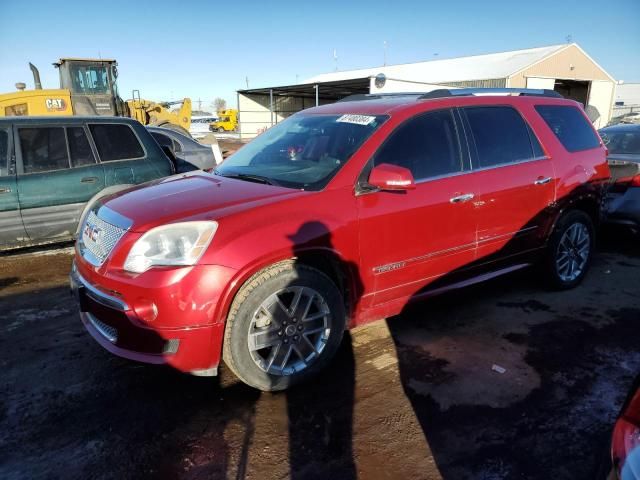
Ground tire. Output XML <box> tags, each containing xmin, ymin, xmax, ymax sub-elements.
<box><xmin>218</xmin><ymin>127</ymin><xmax>225</xmax><ymax>133</ymax></box>
<box><xmin>543</xmin><ymin>210</ymin><xmax>595</xmax><ymax>290</ymax></box>
<box><xmin>222</xmin><ymin>261</ymin><xmax>346</xmax><ymax>391</ymax></box>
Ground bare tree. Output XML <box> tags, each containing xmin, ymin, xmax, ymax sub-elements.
<box><xmin>213</xmin><ymin>97</ymin><xmax>227</xmax><ymax>112</ymax></box>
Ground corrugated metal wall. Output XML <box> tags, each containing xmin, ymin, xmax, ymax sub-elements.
<box><xmin>441</xmin><ymin>78</ymin><xmax>507</xmax><ymax>88</ymax></box>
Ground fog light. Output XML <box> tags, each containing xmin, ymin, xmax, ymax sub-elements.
<box><xmin>133</xmin><ymin>298</ymin><xmax>158</xmax><ymax>323</ymax></box>
<box><xmin>162</xmin><ymin>339</ymin><xmax>180</xmax><ymax>354</ymax></box>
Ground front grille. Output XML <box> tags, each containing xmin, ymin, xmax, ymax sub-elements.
<box><xmin>87</xmin><ymin>313</ymin><xmax>118</xmax><ymax>343</ymax></box>
<box><xmin>80</xmin><ymin>210</ymin><xmax>127</xmax><ymax>266</ymax></box>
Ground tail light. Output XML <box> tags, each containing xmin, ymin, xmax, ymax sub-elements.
<box><xmin>612</xmin><ymin>389</ymin><xmax>640</xmax><ymax>477</ymax></box>
<box><xmin>631</xmin><ymin>175</ymin><xmax>640</xmax><ymax>187</ymax></box>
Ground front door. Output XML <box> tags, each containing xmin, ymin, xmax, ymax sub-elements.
<box><xmin>15</xmin><ymin>125</ymin><xmax>105</xmax><ymax>242</ymax></box>
<box><xmin>0</xmin><ymin>125</ymin><xmax>28</xmax><ymax>248</ymax></box>
<box><xmin>357</xmin><ymin>108</ymin><xmax>478</xmax><ymax>307</ymax></box>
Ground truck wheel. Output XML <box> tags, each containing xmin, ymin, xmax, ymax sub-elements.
<box><xmin>223</xmin><ymin>261</ymin><xmax>346</xmax><ymax>391</ymax></box>
<box><xmin>543</xmin><ymin>210</ymin><xmax>595</xmax><ymax>290</ymax></box>
<box><xmin>218</xmin><ymin>127</ymin><xmax>225</xmax><ymax>133</ymax></box>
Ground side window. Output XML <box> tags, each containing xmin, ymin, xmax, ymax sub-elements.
<box><xmin>67</xmin><ymin>127</ymin><xmax>96</xmax><ymax>167</ymax></box>
<box><xmin>89</xmin><ymin>124</ymin><xmax>144</xmax><ymax>161</ymax></box>
<box><xmin>464</xmin><ymin>106</ymin><xmax>534</xmax><ymax>168</ymax></box>
<box><xmin>374</xmin><ymin>109</ymin><xmax>463</xmax><ymax>181</ymax></box>
<box><xmin>173</xmin><ymin>139</ymin><xmax>182</xmax><ymax>153</ymax></box>
<box><xmin>151</xmin><ymin>132</ymin><xmax>173</xmax><ymax>150</ymax></box>
<box><xmin>0</xmin><ymin>128</ymin><xmax>8</xmax><ymax>176</ymax></box>
<box><xmin>18</xmin><ymin>127</ymin><xmax>70</xmax><ymax>174</ymax></box>
<box><xmin>526</xmin><ymin>124</ymin><xmax>545</xmax><ymax>158</ymax></box>
<box><xmin>535</xmin><ymin>105</ymin><xmax>601</xmax><ymax>152</ymax></box>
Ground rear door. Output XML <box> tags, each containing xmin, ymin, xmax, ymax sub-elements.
<box><xmin>357</xmin><ymin>108</ymin><xmax>478</xmax><ymax>306</ymax></box>
<box><xmin>88</xmin><ymin>123</ymin><xmax>158</xmax><ymax>185</ymax></box>
<box><xmin>461</xmin><ymin>105</ymin><xmax>556</xmax><ymax>263</ymax></box>
<box><xmin>15</xmin><ymin>124</ymin><xmax>105</xmax><ymax>241</ymax></box>
<box><xmin>0</xmin><ymin>125</ymin><xmax>28</xmax><ymax>248</ymax></box>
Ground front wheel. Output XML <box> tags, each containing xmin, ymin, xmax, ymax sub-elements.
<box><xmin>543</xmin><ymin>210</ymin><xmax>595</xmax><ymax>290</ymax></box>
<box><xmin>217</xmin><ymin>127</ymin><xmax>225</xmax><ymax>133</ymax></box>
<box><xmin>223</xmin><ymin>262</ymin><xmax>346</xmax><ymax>391</ymax></box>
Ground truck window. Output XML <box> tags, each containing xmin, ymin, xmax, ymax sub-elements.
<box><xmin>0</xmin><ymin>129</ymin><xmax>8</xmax><ymax>176</ymax></box>
<box><xmin>67</xmin><ymin>127</ymin><xmax>96</xmax><ymax>167</ymax></box>
<box><xmin>535</xmin><ymin>105</ymin><xmax>600</xmax><ymax>153</ymax></box>
<box><xmin>18</xmin><ymin>127</ymin><xmax>70</xmax><ymax>174</ymax></box>
<box><xmin>89</xmin><ymin>124</ymin><xmax>144</xmax><ymax>161</ymax></box>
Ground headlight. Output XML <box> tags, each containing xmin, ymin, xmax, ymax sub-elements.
<box><xmin>124</xmin><ymin>221</ymin><xmax>218</xmax><ymax>273</ymax></box>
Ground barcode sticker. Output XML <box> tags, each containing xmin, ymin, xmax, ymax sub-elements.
<box><xmin>336</xmin><ymin>114</ymin><xmax>376</xmax><ymax>126</ymax></box>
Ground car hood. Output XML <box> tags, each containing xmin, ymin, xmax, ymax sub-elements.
<box><xmin>101</xmin><ymin>172</ymin><xmax>304</xmax><ymax>232</ymax></box>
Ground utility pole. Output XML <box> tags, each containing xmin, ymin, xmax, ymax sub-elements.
<box><xmin>245</xmin><ymin>76</ymin><xmax>249</xmax><ymax>89</ymax></box>
<box><xmin>197</xmin><ymin>98</ymin><xmax>202</xmax><ymax>111</ymax></box>
<box><xmin>565</xmin><ymin>34</ymin><xmax>573</xmax><ymax>43</ymax></box>
<box><xmin>333</xmin><ymin>49</ymin><xmax>338</xmax><ymax>72</ymax></box>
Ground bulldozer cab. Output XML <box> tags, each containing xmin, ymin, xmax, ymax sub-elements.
<box><xmin>55</xmin><ymin>58</ymin><xmax>125</xmax><ymax>116</ymax></box>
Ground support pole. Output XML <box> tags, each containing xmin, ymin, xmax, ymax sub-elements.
<box><xmin>315</xmin><ymin>84</ymin><xmax>319</xmax><ymax>106</ymax></box>
<box><xmin>269</xmin><ymin>89</ymin><xmax>274</xmax><ymax>126</ymax></box>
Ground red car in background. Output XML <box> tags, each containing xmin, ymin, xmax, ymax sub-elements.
<box><xmin>70</xmin><ymin>88</ymin><xmax>610</xmax><ymax>391</ymax></box>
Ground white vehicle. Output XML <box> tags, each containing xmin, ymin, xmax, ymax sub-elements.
<box><xmin>189</xmin><ymin>116</ymin><xmax>218</xmax><ymax>138</ymax></box>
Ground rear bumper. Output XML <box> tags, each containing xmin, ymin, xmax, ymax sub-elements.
<box><xmin>70</xmin><ymin>265</ymin><xmax>224</xmax><ymax>376</ymax></box>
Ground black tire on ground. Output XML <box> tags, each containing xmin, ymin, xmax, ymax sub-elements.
<box><xmin>156</xmin><ymin>122</ymin><xmax>192</xmax><ymax>138</ymax></box>
<box><xmin>218</xmin><ymin>127</ymin><xmax>225</xmax><ymax>133</ymax></box>
<box><xmin>543</xmin><ymin>210</ymin><xmax>595</xmax><ymax>290</ymax></box>
<box><xmin>222</xmin><ymin>261</ymin><xmax>346</xmax><ymax>391</ymax></box>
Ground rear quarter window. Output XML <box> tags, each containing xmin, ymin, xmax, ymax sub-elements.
<box><xmin>535</xmin><ymin>105</ymin><xmax>600</xmax><ymax>153</ymax></box>
<box><xmin>89</xmin><ymin>124</ymin><xmax>145</xmax><ymax>161</ymax></box>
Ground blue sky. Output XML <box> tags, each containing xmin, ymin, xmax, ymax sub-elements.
<box><xmin>1</xmin><ymin>0</ymin><xmax>638</xmax><ymax>111</ymax></box>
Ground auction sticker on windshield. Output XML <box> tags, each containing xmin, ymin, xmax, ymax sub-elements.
<box><xmin>336</xmin><ymin>114</ymin><xmax>376</xmax><ymax>126</ymax></box>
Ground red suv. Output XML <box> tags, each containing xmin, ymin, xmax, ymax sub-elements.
<box><xmin>70</xmin><ymin>89</ymin><xmax>610</xmax><ymax>391</ymax></box>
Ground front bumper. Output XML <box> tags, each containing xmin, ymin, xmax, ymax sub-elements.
<box><xmin>70</xmin><ymin>263</ymin><xmax>229</xmax><ymax>376</ymax></box>
<box><xmin>605</xmin><ymin>187</ymin><xmax>640</xmax><ymax>228</ymax></box>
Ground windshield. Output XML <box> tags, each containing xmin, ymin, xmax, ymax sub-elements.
<box><xmin>216</xmin><ymin>113</ymin><xmax>387</xmax><ymax>190</ymax></box>
<box><xmin>603</xmin><ymin>129</ymin><xmax>640</xmax><ymax>155</ymax></box>
<box><xmin>69</xmin><ymin>64</ymin><xmax>110</xmax><ymax>95</ymax></box>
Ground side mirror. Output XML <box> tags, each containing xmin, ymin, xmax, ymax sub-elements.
<box><xmin>368</xmin><ymin>163</ymin><xmax>416</xmax><ymax>191</ymax></box>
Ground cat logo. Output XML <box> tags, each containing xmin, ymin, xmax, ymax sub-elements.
<box><xmin>45</xmin><ymin>98</ymin><xmax>67</xmax><ymax>111</ymax></box>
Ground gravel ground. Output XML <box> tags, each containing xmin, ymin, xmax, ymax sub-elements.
<box><xmin>0</xmin><ymin>228</ymin><xmax>638</xmax><ymax>480</ymax></box>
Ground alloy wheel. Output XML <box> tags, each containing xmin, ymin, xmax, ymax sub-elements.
<box><xmin>556</xmin><ymin>222</ymin><xmax>591</xmax><ymax>282</ymax></box>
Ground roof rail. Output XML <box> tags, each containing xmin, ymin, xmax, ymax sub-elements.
<box><xmin>418</xmin><ymin>88</ymin><xmax>563</xmax><ymax>99</ymax></box>
<box><xmin>337</xmin><ymin>92</ymin><xmax>424</xmax><ymax>103</ymax></box>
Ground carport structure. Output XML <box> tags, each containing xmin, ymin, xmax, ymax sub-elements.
<box><xmin>237</xmin><ymin>78</ymin><xmax>369</xmax><ymax>139</ymax></box>
<box><xmin>237</xmin><ymin>43</ymin><xmax>616</xmax><ymax>139</ymax></box>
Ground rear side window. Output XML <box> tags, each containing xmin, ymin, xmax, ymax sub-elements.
<box><xmin>67</xmin><ymin>127</ymin><xmax>96</xmax><ymax>167</ymax></box>
<box><xmin>535</xmin><ymin>105</ymin><xmax>600</xmax><ymax>152</ymax></box>
<box><xmin>0</xmin><ymin>128</ymin><xmax>8</xmax><ymax>176</ymax></box>
<box><xmin>374</xmin><ymin>109</ymin><xmax>463</xmax><ymax>180</ymax></box>
<box><xmin>19</xmin><ymin>127</ymin><xmax>70</xmax><ymax>173</ymax></box>
<box><xmin>89</xmin><ymin>124</ymin><xmax>144</xmax><ymax>161</ymax></box>
<box><xmin>464</xmin><ymin>106</ymin><xmax>536</xmax><ymax>168</ymax></box>
<box><xmin>151</xmin><ymin>132</ymin><xmax>173</xmax><ymax>150</ymax></box>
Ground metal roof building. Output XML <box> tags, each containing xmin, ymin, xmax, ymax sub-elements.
<box><xmin>237</xmin><ymin>43</ymin><xmax>616</xmax><ymax>138</ymax></box>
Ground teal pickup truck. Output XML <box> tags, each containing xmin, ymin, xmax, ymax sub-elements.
<box><xmin>0</xmin><ymin>116</ymin><xmax>174</xmax><ymax>251</ymax></box>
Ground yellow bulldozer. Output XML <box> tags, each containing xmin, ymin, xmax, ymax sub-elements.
<box><xmin>0</xmin><ymin>58</ymin><xmax>191</xmax><ymax>135</ymax></box>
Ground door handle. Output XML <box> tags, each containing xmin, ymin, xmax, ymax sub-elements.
<box><xmin>449</xmin><ymin>193</ymin><xmax>475</xmax><ymax>203</ymax></box>
<box><xmin>0</xmin><ymin>187</ymin><xmax>11</xmax><ymax>194</ymax></box>
<box><xmin>81</xmin><ymin>176</ymin><xmax>98</xmax><ymax>184</ymax></box>
<box><xmin>534</xmin><ymin>177</ymin><xmax>552</xmax><ymax>185</ymax></box>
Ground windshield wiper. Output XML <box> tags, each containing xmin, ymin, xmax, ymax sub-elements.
<box><xmin>214</xmin><ymin>171</ymin><xmax>279</xmax><ymax>186</ymax></box>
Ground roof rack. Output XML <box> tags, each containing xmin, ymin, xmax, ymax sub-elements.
<box><xmin>418</xmin><ymin>88</ymin><xmax>563</xmax><ymax>99</ymax></box>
